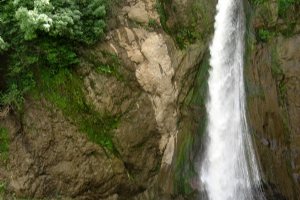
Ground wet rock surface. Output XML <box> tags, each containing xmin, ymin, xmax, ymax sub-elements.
<box><xmin>0</xmin><ymin>0</ymin><xmax>209</xmax><ymax>199</ymax></box>
<box><xmin>6</xmin><ymin>100</ymin><xmax>134</xmax><ymax>199</ymax></box>
<box><xmin>0</xmin><ymin>0</ymin><xmax>299</xmax><ymax>199</ymax></box>
<box><xmin>246</xmin><ymin>1</ymin><xmax>300</xmax><ymax>199</ymax></box>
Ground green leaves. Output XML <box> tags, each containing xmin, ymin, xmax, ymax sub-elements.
<box><xmin>34</xmin><ymin>67</ymin><xmax>118</xmax><ymax>152</ymax></box>
<box><xmin>38</xmin><ymin>39</ymin><xmax>79</xmax><ymax>70</ymax></box>
<box><xmin>15</xmin><ymin>7</ymin><xmax>53</xmax><ymax>40</ymax></box>
<box><xmin>0</xmin><ymin>0</ymin><xmax>109</xmax><ymax>109</ymax></box>
<box><xmin>1</xmin><ymin>0</ymin><xmax>108</xmax><ymax>46</ymax></box>
<box><xmin>257</xmin><ymin>28</ymin><xmax>272</xmax><ymax>42</ymax></box>
<box><xmin>0</xmin><ymin>84</ymin><xmax>24</xmax><ymax>110</ymax></box>
<box><xmin>0</xmin><ymin>37</ymin><xmax>8</xmax><ymax>51</ymax></box>
<box><xmin>278</xmin><ymin>0</ymin><xmax>297</xmax><ymax>18</ymax></box>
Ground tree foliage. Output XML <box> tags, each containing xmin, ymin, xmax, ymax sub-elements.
<box><xmin>13</xmin><ymin>0</ymin><xmax>107</xmax><ymax>44</ymax></box>
<box><xmin>0</xmin><ymin>0</ymin><xmax>109</xmax><ymax>108</ymax></box>
<box><xmin>0</xmin><ymin>37</ymin><xmax>7</xmax><ymax>51</ymax></box>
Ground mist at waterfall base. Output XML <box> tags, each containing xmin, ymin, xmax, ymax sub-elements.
<box><xmin>199</xmin><ymin>0</ymin><xmax>265</xmax><ymax>200</ymax></box>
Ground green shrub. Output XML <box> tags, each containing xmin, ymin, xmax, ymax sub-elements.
<box><xmin>155</xmin><ymin>0</ymin><xmax>213</xmax><ymax>49</ymax></box>
<box><xmin>13</xmin><ymin>0</ymin><xmax>107</xmax><ymax>44</ymax></box>
<box><xmin>0</xmin><ymin>0</ymin><xmax>119</xmax><ymax>151</ymax></box>
<box><xmin>0</xmin><ymin>37</ymin><xmax>8</xmax><ymax>51</ymax></box>
<box><xmin>257</xmin><ymin>28</ymin><xmax>272</xmax><ymax>42</ymax></box>
<box><xmin>0</xmin><ymin>181</ymin><xmax>6</xmax><ymax>196</ymax></box>
<box><xmin>175</xmin><ymin>28</ymin><xmax>198</xmax><ymax>49</ymax></box>
<box><xmin>278</xmin><ymin>0</ymin><xmax>296</xmax><ymax>18</ymax></box>
<box><xmin>94</xmin><ymin>52</ymin><xmax>122</xmax><ymax>79</ymax></box>
<box><xmin>0</xmin><ymin>84</ymin><xmax>26</xmax><ymax>110</ymax></box>
<box><xmin>155</xmin><ymin>0</ymin><xmax>169</xmax><ymax>33</ymax></box>
<box><xmin>0</xmin><ymin>0</ymin><xmax>109</xmax><ymax>109</ymax></box>
<box><xmin>148</xmin><ymin>19</ymin><xmax>160</xmax><ymax>29</ymax></box>
<box><xmin>82</xmin><ymin>50</ymin><xmax>123</xmax><ymax>80</ymax></box>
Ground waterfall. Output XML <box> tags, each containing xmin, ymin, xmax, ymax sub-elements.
<box><xmin>200</xmin><ymin>0</ymin><xmax>264</xmax><ymax>200</ymax></box>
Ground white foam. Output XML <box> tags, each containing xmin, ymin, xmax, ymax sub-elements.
<box><xmin>200</xmin><ymin>1</ymin><xmax>264</xmax><ymax>199</ymax></box>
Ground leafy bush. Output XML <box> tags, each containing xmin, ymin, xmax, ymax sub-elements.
<box><xmin>148</xmin><ymin>18</ymin><xmax>160</xmax><ymax>29</ymax></box>
<box><xmin>0</xmin><ymin>0</ymin><xmax>109</xmax><ymax>109</ymax></box>
<box><xmin>278</xmin><ymin>0</ymin><xmax>297</xmax><ymax>18</ymax></box>
<box><xmin>0</xmin><ymin>0</ymin><xmax>120</xmax><ymax>151</ymax></box>
<box><xmin>13</xmin><ymin>0</ymin><xmax>107</xmax><ymax>44</ymax></box>
<box><xmin>257</xmin><ymin>28</ymin><xmax>272</xmax><ymax>42</ymax></box>
<box><xmin>155</xmin><ymin>0</ymin><xmax>213</xmax><ymax>49</ymax></box>
<box><xmin>0</xmin><ymin>84</ymin><xmax>26</xmax><ymax>110</ymax></box>
<box><xmin>0</xmin><ymin>181</ymin><xmax>6</xmax><ymax>196</ymax></box>
<box><xmin>0</xmin><ymin>37</ymin><xmax>8</xmax><ymax>51</ymax></box>
<box><xmin>155</xmin><ymin>0</ymin><xmax>169</xmax><ymax>33</ymax></box>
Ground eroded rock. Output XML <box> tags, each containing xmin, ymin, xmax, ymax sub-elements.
<box><xmin>8</xmin><ymin>99</ymin><xmax>134</xmax><ymax>199</ymax></box>
<box><xmin>128</xmin><ymin>2</ymin><xmax>149</xmax><ymax>24</ymax></box>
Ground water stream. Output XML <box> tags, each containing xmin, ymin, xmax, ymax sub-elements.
<box><xmin>200</xmin><ymin>0</ymin><xmax>264</xmax><ymax>199</ymax></box>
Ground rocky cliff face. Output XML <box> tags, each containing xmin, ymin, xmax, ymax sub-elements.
<box><xmin>245</xmin><ymin>1</ymin><xmax>300</xmax><ymax>199</ymax></box>
<box><xmin>0</xmin><ymin>0</ymin><xmax>215</xmax><ymax>199</ymax></box>
<box><xmin>0</xmin><ymin>0</ymin><xmax>299</xmax><ymax>199</ymax></box>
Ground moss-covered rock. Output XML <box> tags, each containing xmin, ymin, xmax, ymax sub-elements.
<box><xmin>245</xmin><ymin>0</ymin><xmax>300</xmax><ymax>198</ymax></box>
<box><xmin>157</xmin><ymin>0</ymin><xmax>216</xmax><ymax>48</ymax></box>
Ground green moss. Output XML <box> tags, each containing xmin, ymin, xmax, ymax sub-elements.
<box><xmin>257</xmin><ymin>28</ymin><xmax>272</xmax><ymax>42</ymax></box>
<box><xmin>189</xmin><ymin>54</ymin><xmax>210</xmax><ymax>107</ymax></box>
<box><xmin>147</xmin><ymin>19</ymin><xmax>160</xmax><ymax>30</ymax></box>
<box><xmin>0</xmin><ymin>0</ymin><xmax>112</xmax><ymax>109</ymax></box>
<box><xmin>277</xmin><ymin>0</ymin><xmax>297</xmax><ymax>18</ymax></box>
<box><xmin>249</xmin><ymin>0</ymin><xmax>298</xmax><ymax>39</ymax></box>
<box><xmin>95</xmin><ymin>52</ymin><xmax>123</xmax><ymax>80</ymax></box>
<box><xmin>280</xmin><ymin>22</ymin><xmax>297</xmax><ymax>37</ymax></box>
<box><xmin>155</xmin><ymin>0</ymin><xmax>170</xmax><ymax>33</ymax></box>
<box><xmin>33</xmin><ymin>68</ymin><xmax>119</xmax><ymax>154</ymax></box>
<box><xmin>0</xmin><ymin>181</ymin><xmax>6</xmax><ymax>197</ymax></box>
<box><xmin>244</xmin><ymin>3</ymin><xmax>268</xmax><ymax>101</ymax></box>
<box><xmin>255</xmin><ymin>23</ymin><xmax>296</xmax><ymax>42</ymax></box>
<box><xmin>270</xmin><ymin>46</ymin><xmax>287</xmax><ymax>107</ymax></box>
<box><xmin>0</xmin><ymin>126</ymin><xmax>9</xmax><ymax>165</ymax></box>
<box><xmin>82</xmin><ymin>50</ymin><xmax>123</xmax><ymax>81</ymax></box>
<box><xmin>174</xmin><ymin>132</ymin><xmax>196</xmax><ymax>195</ymax></box>
<box><xmin>174</xmin><ymin>53</ymin><xmax>210</xmax><ymax>197</ymax></box>
<box><xmin>156</xmin><ymin>0</ymin><xmax>214</xmax><ymax>49</ymax></box>
<box><xmin>174</xmin><ymin>27</ymin><xmax>199</xmax><ymax>49</ymax></box>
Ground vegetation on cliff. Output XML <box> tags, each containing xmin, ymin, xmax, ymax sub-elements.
<box><xmin>156</xmin><ymin>0</ymin><xmax>215</xmax><ymax>49</ymax></box>
<box><xmin>0</xmin><ymin>0</ymin><xmax>109</xmax><ymax>109</ymax></box>
<box><xmin>0</xmin><ymin>0</ymin><xmax>122</xmax><ymax>152</ymax></box>
<box><xmin>250</xmin><ymin>0</ymin><xmax>299</xmax><ymax>41</ymax></box>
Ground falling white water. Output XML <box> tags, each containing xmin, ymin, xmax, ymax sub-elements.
<box><xmin>200</xmin><ymin>0</ymin><xmax>264</xmax><ymax>200</ymax></box>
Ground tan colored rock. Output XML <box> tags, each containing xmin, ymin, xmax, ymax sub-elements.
<box><xmin>136</xmin><ymin>33</ymin><xmax>179</xmax><ymax>151</ymax></box>
<box><xmin>246</xmin><ymin>34</ymin><xmax>300</xmax><ymax>199</ymax></box>
<box><xmin>0</xmin><ymin>106</ymin><xmax>10</xmax><ymax>119</ymax></box>
<box><xmin>128</xmin><ymin>2</ymin><xmax>149</xmax><ymax>24</ymax></box>
<box><xmin>125</xmin><ymin>27</ymin><xmax>136</xmax><ymax>44</ymax></box>
<box><xmin>128</xmin><ymin>49</ymin><xmax>144</xmax><ymax>64</ymax></box>
<box><xmin>276</xmin><ymin>35</ymin><xmax>300</xmax><ymax>189</ymax></box>
<box><xmin>0</xmin><ymin>0</ymin><xmax>213</xmax><ymax>199</ymax></box>
<box><xmin>7</xmin><ymin>99</ymin><xmax>132</xmax><ymax>199</ymax></box>
<box><xmin>161</xmin><ymin>135</ymin><xmax>175</xmax><ymax>167</ymax></box>
<box><xmin>83</xmin><ymin>66</ymin><xmax>135</xmax><ymax>115</ymax></box>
